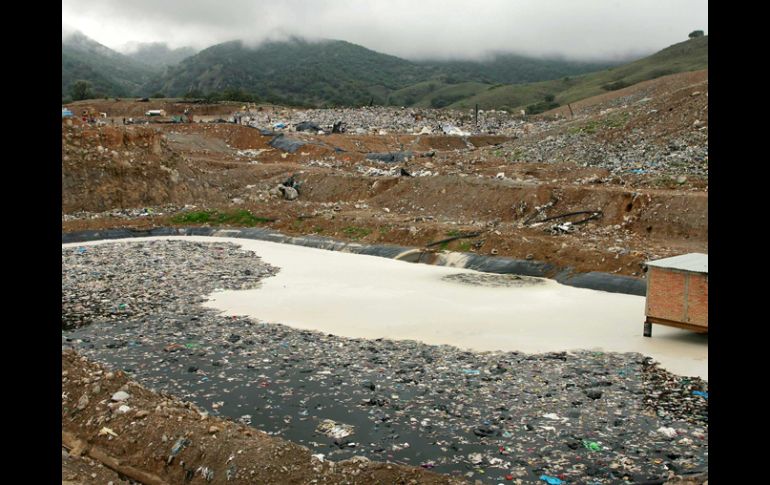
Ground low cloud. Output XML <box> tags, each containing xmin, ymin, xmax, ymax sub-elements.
<box><xmin>62</xmin><ymin>0</ymin><xmax>708</xmax><ymax>61</ymax></box>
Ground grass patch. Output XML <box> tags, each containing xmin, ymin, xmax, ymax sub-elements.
<box><xmin>603</xmin><ymin>112</ymin><xmax>630</xmax><ymax>129</ymax></box>
<box><xmin>457</xmin><ymin>241</ymin><xmax>472</xmax><ymax>252</ymax></box>
<box><xmin>342</xmin><ymin>226</ymin><xmax>372</xmax><ymax>239</ymax></box>
<box><xmin>601</xmin><ymin>80</ymin><xmax>631</xmax><ymax>91</ymax></box>
<box><xmin>446</xmin><ymin>229</ymin><xmax>463</xmax><ymax>237</ymax></box>
<box><xmin>173</xmin><ymin>211</ymin><xmax>212</xmax><ymax>224</ymax></box>
<box><xmin>171</xmin><ymin>209</ymin><xmax>274</xmax><ymax>226</ymax></box>
<box><xmin>569</xmin><ymin>112</ymin><xmax>629</xmax><ymax>135</ymax></box>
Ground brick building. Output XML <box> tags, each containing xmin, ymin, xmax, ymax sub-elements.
<box><xmin>644</xmin><ymin>253</ymin><xmax>708</xmax><ymax>337</ymax></box>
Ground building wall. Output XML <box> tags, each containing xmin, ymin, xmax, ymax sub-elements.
<box><xmin>686</xmin><ymin>272</ymin><xmax>708</xmax><ymax>325</ymax></box>
<box><xmin>646</xmin><ymin>267</ymin><xmax>708</xmax><ymax>327</ymax></box>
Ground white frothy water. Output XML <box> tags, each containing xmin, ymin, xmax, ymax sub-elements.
<box><xmin>64</xmin><ymin>236</ymin><xmax>707</xmax><ymax>379</ymax></box>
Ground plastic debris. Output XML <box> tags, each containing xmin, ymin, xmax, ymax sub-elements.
<box><xmin>98</xmin><ymin>427</ymin><xmax>118</xmax><ymax>437</ymax></box>
<box><xmin>582</xmin><ymin>440</ymin><xmax>601</xmax><ymax>451</ymax></box>
<box><xmin>316</xmin><ymin>419</ymin><xmax>354</xmax><ymax>439</ymax></box>
<box><xmin>168</xmin><ymin>437</ymin><xmax>191</xmax><ymax>464</ymax></box>
<box><xmin>539</xmin><ymin>475</ymin><xmax>563</xmax><ymax>485</ymax></box>
<box><xmin>197</xmin><ymin>466</ymin><xmax>214</xmax><ymax>481</ymax></box>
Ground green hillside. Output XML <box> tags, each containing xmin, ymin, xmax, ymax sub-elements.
<box><xmin>62</xmin><ymin>52</ymin><xmax>132</xmax><ymax>98</ymax></box>
<box><xmin>451</xmin><ymin>35</ymin><xmax>708</xmax><ymax>111</ymax></box>
<box><xmin>62</xmin><ymin>32</ymin><xmax>157</xmax><ymax>100</ymax></box>
<box><xmin>124</xmin><ymin>42</ymin><xmax>197</xmax><ymax>69</ymax></box>
<box><xmin>388</xmin><ymin>81</ymin><xmax>491</xmax><ymax>108</ymax></box>
<box><xmin>61</xmin><ymin>33</ymin><xmax>707</xmax><ymax>110</ymax></box>
<box><xmin>143</xmin><ymin>38</ymin><xmax>428</xmax><ymax>106</ymax></box>
<box><xmin>423</xmin><ymin>54</ymin><xmax>613</xmax><ymax>85</ymax></box>
<box><xmin>143</xmin><ymin>37</ymin><xmax>618</xmax><ymax>107</ymax></box>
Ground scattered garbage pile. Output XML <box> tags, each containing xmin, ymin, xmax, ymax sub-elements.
<box><xmin>270</xmin><ymin>175</ymin><xmax>302</xmax><ymax>201</ymax></box>
<box><xmin>501</xmin><ymin>74</ymin><xmax>709</xmax><ymax>177</ymax></box>
<box><xmin>62</xmin><ymin>240</ymin><xmax>708</xmax><ymax>484</ymax></box>
<box><xmin>61</xmin><ymin>240</ymin><xmax>278</xmax><ymax>330</ymax></box>
<box><xmin>62</xmin><ymin>350</ymin><xmax>466</xmax><ymax>485</ymax></box>
<box><xmin>62</xmin><ymin>205</ymin><xmax>190</xmax><ymax>222</ymax></box>
<box><xmin>503</xmin><ymin>130</ymin><xmax>707</xmax><ymax>177</ymax></box>
<box><xmin>441</xmin><ymin>273</ymin><xmax>546</xmax><ymax>288</ymax></box>
<box><xmin>243</xmin><ymin>106</ymin><xmax>530</xmax><ymax>136</ymax></box>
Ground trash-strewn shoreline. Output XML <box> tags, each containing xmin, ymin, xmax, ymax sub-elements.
<box><xmin>62</xmin><ymin>240</ymin><xmax>707</xmax><ymax>484</ymax></box>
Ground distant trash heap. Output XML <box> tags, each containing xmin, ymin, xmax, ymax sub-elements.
<box><xmin>232</xmin><ymin>106</ymin><xmax>531</xmax><ymax>136</ymax></box>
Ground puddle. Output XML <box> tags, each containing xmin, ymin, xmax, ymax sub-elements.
<box><xmin>64</xmin><ymin>236</ymin><xmax>706</xmax><ymax>379</ymax></box>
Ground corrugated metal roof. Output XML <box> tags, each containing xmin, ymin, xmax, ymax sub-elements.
<box><xmin>646</xmin><ymin>253</ymin><xmax>708</xmax><ymax>273</ymax></box>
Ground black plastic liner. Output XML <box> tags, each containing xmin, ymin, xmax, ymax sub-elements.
<box><xmin>365</xmin><ymin>152</ymin><xmax>414</xmax><ymax>163</ymax></box>
<box><xmin>268</xmin><ymin>134</ymin><xmax>306</xmax><ymax>153</ymax></box>
<box><xmin>62</xmin><ymin>227</ymin><xmax>646</xmax><ymax>296</ymax></box>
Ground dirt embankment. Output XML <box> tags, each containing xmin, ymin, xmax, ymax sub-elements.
<box><xmin>62</xmin><ymin>350</ymin><xmax>466</xmax><ymax>485</ymax></box>
<box><xmin>68</xmin><ymin>99</ymin><xmax>245</xmax><ymax>118</ymax></box>
<box><xmin>61</xmin><ymin>122</ymin><xmax>707</xmax><ymax>275</ymax></box>
<box><xmin>62</xmin><ymin>74</ymin><xmax>707</xmax><ymax>277</ymax></box>
<box><xmin>62</xmin><ymin>122</ymin><xmax>226</xmax><ymax>212</ymax></box>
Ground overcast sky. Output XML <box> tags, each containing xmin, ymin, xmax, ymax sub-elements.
<box><xmin>62</xmin><ymin>0</ymin><xmax>707</xmax><ymax>61</ymax></box>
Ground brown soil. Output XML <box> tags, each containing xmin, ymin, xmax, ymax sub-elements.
<box><xmin>62</xmin><ymin>72</ymin><xmax>707</xmax><ymax>278</ymax></box>
<box><xmin>68</xmin><ymin>99</ymin><xmax>247</xmax><ymax>118</ymax></box>
<box><xmin>62</xmin><ymin>350</ymin><xmax>466</xmax><ymax>485</ymax></box>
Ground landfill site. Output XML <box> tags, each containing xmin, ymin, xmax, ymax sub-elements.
<box><xmin>62</xmin><ymin>70</ymin><xmax>708</xmax><ymax>484</ymax></box>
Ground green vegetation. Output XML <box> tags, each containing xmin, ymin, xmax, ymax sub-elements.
<box><xmin>146</xmin><ymin>38</ymin><xmax>426</xmax><ymax>107</ymax></box>
<box><xmin>602</xmin><ymin>80</ymin><xmax>631</xmax><ymax>91</ymax></box>
<box><xmin>124</xmin><ymin>42</ymin><xmax>197</xmax><ymax>69</ymax></box>
<box><xmin>457</xmin><ymin>241</ymin><xmax>472</xmax><ymax>252</ymax></box>
<box><xmin>141</xmin><ymin>37</ymin><xmax>617</xmax><ymax>107</ymax></box>
<box><xmin>62</xmin><ymin>32</ymin><xmax>156</xmax><ymax>101</ymax></box>
<box><xmin>342</xmin><ymin>226</ymin><xmax>372</xmax><ymax>239</ymax></box>
<box><xmin>451</xmin><ymin>36</ymin><xmax>708</xmax><ymax>111</ymax></box>
<box><xmin>63</xmin><ymin>32</ymin><xmax>707</xmax><ymax>110</ymax></box>
<box><xmin>70</xmin><ymin>80</ymin><xmax>94</xmax><ymax>101</ymax></box>
<box><xmin>525</xmin><ymin>93</ymin><xmax>560</xmax><ymax>115</ymax></box>
<box><xmin>171</xmin><ymin>209</ymin><xmax>273</xmax><ymax>226</ymax></box>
